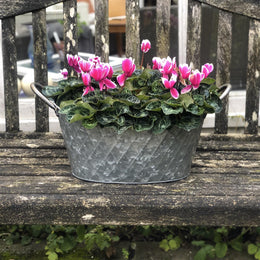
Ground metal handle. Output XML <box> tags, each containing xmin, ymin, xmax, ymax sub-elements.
<box><xmin>218</xmin><ymin>83</ymin><xmax>232</xmax><ymax>100</ymax></box>
<box><xmin>30</xmin><ymin>82</ymin><xmax>60</xmax><ymax>115</ymax></box>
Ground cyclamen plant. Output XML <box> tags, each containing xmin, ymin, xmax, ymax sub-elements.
<box><xmin>43</xmin><ymin>39</ymin><xmax>222</xmax><ymax>134</ymax></box>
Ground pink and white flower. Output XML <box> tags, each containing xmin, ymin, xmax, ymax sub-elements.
<box><xmin>152</xmin><ymin>57</ymin><xmax>162</xmax><ymax>70</ymax></box>
<box><xmin>189</xmin><ymin>70</ymin><xmax>205</xmax><ymax>89</ymax></box>
<box><xmin>162</xmin><ymin>74</ymin><xmax>179</xmax><ymax>99</ymax></box>
<box><xmin>201</xmin><ymin>63</ymin><xmax>214</xmax><ymax>78</ymax></box>
<box><xmin>117</xmin><ymin>58</ymin><xmax>136</xmax><ymax>87</ymax></box>
<box><xmin>179</xmin><ymin>63</ymin><xmax>191</xmax><ymax>79</ymax></box>
<box><xmin>66</xmin><ymin>54</ymin><xmax>81</xmax><ymax>73</ymax></box>
<box><xmin>60</xmin><ymin>68</ymin><xmax>68</xmax><ymax>79</ymax></box>
<box><xmin>141</xmin><ymin>39</ymin><xmax>151</xmax><ymax>53</ymax></box>
<box><xmin>79</xmin><ymin>59</ymin><xmax>93</xmax><ymax>73</ymax></box>
<box><xmin>160</xmin><ymin>57</ymin><xmax>177</xmax><ymax>79</ymax></box>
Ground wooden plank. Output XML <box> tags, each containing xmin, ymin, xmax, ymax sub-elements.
<box><xmin>2</xmin><ymin>17</ymin><xmax>19</xmax><ymax>132</ymax></box>
<box><xmin>186</xmin><ymin>0</ymin><xmax>201</xmax><ymax>69</ymax></box>
<box><xmin>214</xmin><ymin>10</ymin><xmax>232</xmax><ymax>134</ymax></box>
<box><xmin>195</xmin><ymin>0</ymin><xmax>260</xmax><ymax>21</ymax></box>
<box><xmin>63</xmin><ymin>0</ymin><xmax>78</xmax><ymax>71</ymax></box>
<box><xmin>245</xmin><ymin>19</ymin><xmax>260</xmax><ymax>134</ymax></box>
<box><xmin>125</xmin><ymin>0</ymin><xmax>140</xmax><ymax>64</ymax></box>
<box><xmin>0</xmin><ymin>194</ymin><xmax>259</xmax><ymax>226</ymax></box>
<box><xmin>156</xmin><ymin>0</ymin><xmax>171</xmax><ymax>57</ymax></box>
<box><xmin>32</xmin><ymin>9</ymin><xmax>49</xmax><ymax>132</ymax></box>
<box><xmin>94</xmin><ymin>0</ymin><xmax>109</xmax><ymax>62</ymax></box>
<box><xmin>0</xmin><ymin>0</ymin><xmax>64</xmax><ymax>19</ymax></box>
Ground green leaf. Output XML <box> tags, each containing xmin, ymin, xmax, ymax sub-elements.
<box><xmin>159</xmin><ymin>239</ymin><xmax>170</xmax><ymax>252</ymax></box>
<box><xmin>201</xmin><ymin>77</ymin><xmax>215</xmax><ymax>85</ymax></box>
<box><xmin>116</xmin><ymin>93</ymin><xmax>140</xmax><ymax>105</ymax></box>
<box><xmin>193</xmin><ymin>94</ymin><xmax>205</xmax><ymax>106</ymax></box>
<box><xmin>134</xmin><ymin>118</ymin><xmax>154</xmax><ymax>132</ymax></box>
<box><xmin>127</xmin><ymin>109</ymin><xmax>149</xmax><ymax>118</ymax></box>
<box><xmin>153</xmin><ymin>116</ymin><xmax>171</xmax><ymax>134</ymax></box>
<box><xmin>186</xmin><ymin>104</ymin><xmax>205</xmax><ymax>115</ymax></box>
<box><xmin>176</xmin><ymin>114</ymin><xmax>203</xmax><ymax>132</ymax></box>
<box><xmin>205</xmin><ymin>94</ymin><xmax>222</xmax><ymax>113</ymax></box>
<box><xmin>192</xmin><ymin>240</ymin><xmax>206</xmax><ymax>247</ymax></box>
<box><xmin>215</xmin><ymin>242</ymin><xmax>228</xmax><ymax>258</ymax></box>
<box><xmin>194</xmin><ymin>248</ymin><xmax>207</xmax><ymax>260</ymax></box>
<box><xmin>255</xmin><ymin>249</ymin><xmax>260</xmax><ymax>260</ymax></box>
<box><xmin>248</xmin><ymin>244</ymin><xmax>258</xmax><ymax>255</ymax></box>
<box><xmin>161</xmin><ymin>103</ymin><xmax>183</xmax><ymax>115</ymax></box>
<box><xmin>59</xmin><ymin>104</ymin><xmax>75</xmax><ymax>114</ymax></box>
<box><xmin>46</xmin><ymin>251</ymin><xmax>58</xmax><ymax>260</ymax></box>
<box><xmin>42</xmin><ymin>85</ymin><xmax>64</xmax><ymax>97</ymax></box>
<box><xmin>82</xmin><ymin>118</ymin><xmax>97</xmax><ymax>129</ymax></box>
<box><xmin>113</xmin><ymin>102</ymin><xmax>130</xmax><ymax>116</ymax></box>
<box><xmin>145</xmin><ymin>100</ymin><xmax>162</xmax><ymax>111</ymax></box>
<box><xmin>229</xmin><ymin>239</ymin><xmax>243</xmax><ymax>252</ymax></box>
<box><xmin>96</xmin><ymin>112</ymin><xmax>117</xmax><ymax>125</ymax></box>
<box><xmin>179</xmin><ymin>94</ymin><xmax>194</xmax><ymax>108</ymax></box>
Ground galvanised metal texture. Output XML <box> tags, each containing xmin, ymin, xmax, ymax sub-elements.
<box><xmin>59</xmin><ymin>114</ymin><xmax>203</xmax><ymax>184</ymax></box>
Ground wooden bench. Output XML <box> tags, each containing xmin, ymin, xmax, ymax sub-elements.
<box><xmin>0</xmin><ymin>0</ymin><xmax>259</xmax><ymax>226</ymax></box>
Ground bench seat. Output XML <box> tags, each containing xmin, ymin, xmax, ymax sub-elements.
<box><xmin>0</xmin><ymin>133</ymin><xmax>259</xmax><ymax>226</ymax></box>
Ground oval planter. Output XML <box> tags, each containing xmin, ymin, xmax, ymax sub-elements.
<box><xmin>31</xmin><ymin>82</ymin><xmax>231</xmax><ymax>184</ymax></box>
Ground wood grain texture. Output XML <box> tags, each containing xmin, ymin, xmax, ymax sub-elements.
<box><xmin>94</xmin><ymin>0</ymin><xmax>109</xmax><ymax>62</ymax></box>
<box><xmin>214</xmin><ymin>11</ymin><xmax>232</xmax><ymax>134</ymax></box>
<box><xmin>2</xmin><ymin>17</ymin><xmax>19</xmax><ymax>132</ymax></box>
<box><xmin>195</xmin><ymin>0</ymin><xmax>260</xmax><ymax>20</ymax></box>
<box><xmin>33</xmin><ymin>9</ymin><xmax>49</xmax><ymax>132</ymax></box>
<box><xmin>187</xmin><ymin>0</ymin><xmax>201</xmax><ymax>69</ymax></box>
<box><xmin>245</xmin><ymin>19</ymin><xmax>260</xmax><ymax>134</ymax></box>
<box><xmin>0</xmin><ymin>0</ymin><xmax>64</xmax><ymax>19</ymax></box>
<box><xmin>126</xmin><ymin>0</ymin><xmax>140</xmax><ymax>64</ymax></box>
<box><xmin>156</xmin><ymin>0</ymin><xmax>171</xmax><ymax>57</ymax></box>
<box><xmin>0</xmin><ymin>133</ymin><xmax>259</xmax><ymax>226</ymax></box>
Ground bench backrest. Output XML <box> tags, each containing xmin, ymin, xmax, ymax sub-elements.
<box><xmin>1</xmin><ymin>0</ymin><xmax>259</xmax><ymax>134</ymax></box>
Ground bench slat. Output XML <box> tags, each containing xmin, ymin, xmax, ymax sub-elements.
<box><xmin>156</xmin><ymin>0</ymin><xmax>171</xmax><ymax>57</ymax></box>
<box><xmin>94</xmin><ymin>0</ymin><xmax>109</xmax><ymax>62</ymax></box>
<box><xmin>126</xmin><ymin>0</ymin><xmax>140</xmax><ymax>63</ymax></box>
<box><xmin>0</xmin><ymin>0</ymin><xmax>64</xmax><ymax>19</ymax></box>
<box><xmin>245</xmin><ymin>19</ymin><xmax>260</xmax><ymax>134</ymax></box>
<box><xmin>0</xmin><ymin>134</ymin><xmax>259</xmax><ymax>226</ymax></box>
<box><xmin>2</xmin><ymin>17</ymin><xmax>19</xmax><ymax>132</ymax></box>
<box><xmin>214</xmin><ymin>10</ymin><xmax>232</xmax><ymax>134</ymax></box>
<box><xmin>33</xmin><ymin>9</ymin><xmax>49</xmax><ymax>132</ymax></box>
<box><xmin>196</xmin><ymin>0</ymin><xmax>260</xmax><ymax>21</ymax></box>
<box><xmin>187</xmin><ymin>0</ymin><xmax>201</xmax><ymax>69</ymax></box>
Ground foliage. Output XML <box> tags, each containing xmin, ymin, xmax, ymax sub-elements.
<box><xmin>1</xmin><ymin>225</ymin><xmax>260</xmax><ymax>259</ymax></box>
<box><xmin>43</xmin><ymin>72</ymin><xmax>221</xmax><ymax>134</ymax></box>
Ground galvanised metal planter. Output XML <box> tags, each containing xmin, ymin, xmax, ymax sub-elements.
<box><xmin>59</xmin><ymin>113</ymin><xmax>203</xmax><ymax>183</ymax></box>
<box><xmin>31</xmin><ymin>82</ymin><xmax>231</xmax><ymax>184</ymax></box>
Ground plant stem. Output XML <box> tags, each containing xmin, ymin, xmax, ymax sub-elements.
<box><xmin>140</xmin><ymin>53</ymin><xmax>144</xmax><ymax>69</ymax></box>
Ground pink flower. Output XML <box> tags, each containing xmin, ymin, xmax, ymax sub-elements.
<box><xmin>179</xmin><ymin>64</ymin><xmax>191</xmax><ymax>79</ymax></box>
<box><xmin>89</xmin><ymin>56</ymin><xmax>101</xmax><ymax>67</ymax></box>
<box><xmin>160</xmin><ymin>57</ymin><xmax>176</xmax><ymax>79</ymax></box>
<box><xmin>66</xmin><ymin>54</ymin><xmax>81</xmax><ymax>73</ymax></box>
<box><xmin>83</xmin><ymin>85</ymin><xmax>94</xmax><ymax>96</ymax></box>
<box><xmin>107</xmin><ymin>65</ymin><xmax>113</xmax><ymax>79</ymax></box>
<box><xmin>181</xmin><ymin>85</ymin><xmax>192</xmax><ymax>94</ymax></box>
<box><xmin>117</xmin><ymin>58</ymin><xmax>136</xmax><ymax>87</ymax></box>
<box><xmin>60</xmin><ymin>68</ymin><xmax>68</xmax><ymax>79</ymax></box>
<box><xmin>79</xmin><ymin>59</ymin><xmax>92</xmax><ymax>73</ymax></box>
<box><xmin>141</xmin><ymin>39</ymin><xmax>151</xmax><ymax>53</ymax></box>
<box><xmin>152</xmin><ymin>57</ymin><xmax>162</xmax><ymax>70</ymax></box>
<box><xmin>81</xmin><ymin>72</ymin><xmax>91</xmax><ymax>86</ymax></box>
<box><xmin>201</xmin><ymin>63</ymin><xmax>214</xmax><ymax>78</ymax></box>
<box><xmin>162</xmin><ymin>74</ymin><xmax>179</xmax><ymax>99</ymax></box>
<box><xmin>90</xmin><ymin>64</ymin><xmax>116</xmax><ymax>91</ymax></box>
<box><xmin>189</xmin><ymin>70</ymin><xmax>205</xmax><ymax>89</ymax></box>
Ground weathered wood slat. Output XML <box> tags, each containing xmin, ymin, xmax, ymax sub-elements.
<box><xmin>125</xmin><ymin>0</ymin><xmax>140</xmax><ymax>63</ymax></box>
<box><xmin>0</xmin><ymin>174</ymin><xmax>259</xmax><ymax>195</ymax></box>
<box><xmin>0</xmin><ymin>0</ymin><xmax>64</xmax><ymax>19</ymax></box>
<box><xmin>245</xmin><ymin>19</ymin><xmax>260</xmax><ymax>134</ymax></box>
<box><xmin>33</xmin><ymin>9</ymin><xmax>49</xmax><ymax>132</ymax></box>
<box><xmin>187</xmin><ymin>0</ymin><xmax>201</xmax><ymax>69</ymax></box>
<box><xmin>0</xmin><ymin>194</ymin><xmax>259</xmax><ymax>226</ymax></box>
<box><xmin>214</xmin><ymin>10</ymin><xmax>232</xmax><ymax>134</ymax></box>
<box><xmin>94</xmin><ymin>0</ymin><xmax>109</xmax><ymax>62</ymax></box>
<box><xmin>196</xmin><ymin>0</ymin><xmax>260</xmax><ymax>20</ymax></box>
<box><xmin>156</xmin><ymin>0</ymin><xmax>171</xmax><ymax>57</ymax></box>
<box><xmin>63</xmin><ymin>0</ymin><xmax>78</xmax><ymax>70</ymax></box>
<box><xmin>2</xmin><ymin>17</ymin><xmax>19</xmax><ymax>132</ymax></box>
